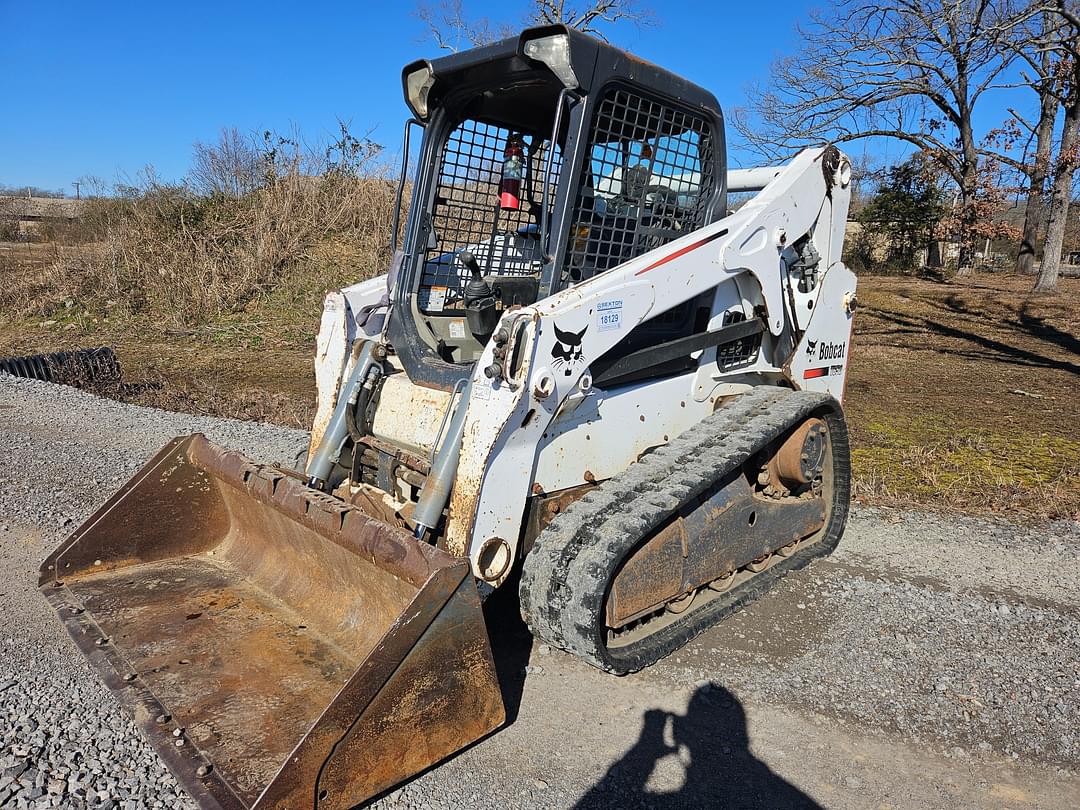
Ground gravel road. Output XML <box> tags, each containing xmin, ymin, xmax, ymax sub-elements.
<box><xmin>2</xmin><ymin>375</ymin><xmax>1079</xmax><ymax>809</ymax></box>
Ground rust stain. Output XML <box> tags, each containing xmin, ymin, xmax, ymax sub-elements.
<box><xmin>38</xmin><ymin>434</ymin><xmax>504</xmax><ymax>810</ymax></box>
<box><xmin>606</xmin><ymin>437</ymin><xmax>828</xmax><ymax>628</ymax></box>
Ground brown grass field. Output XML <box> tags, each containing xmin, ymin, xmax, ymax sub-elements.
<box><xmin>0</xmin><ymin>245</ymin><xmax>1077</xmax><ymax>519</ymax></box>
<box><xmin>844</xmin><ymin>274</ymin><xmax>1079</xmax><ymax>517</ymax></box>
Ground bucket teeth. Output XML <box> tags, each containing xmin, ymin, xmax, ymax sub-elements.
<box><xmin>40</xmin><ymin>434</ymin><xmax>505</xmax><ymax>810</ymax></box>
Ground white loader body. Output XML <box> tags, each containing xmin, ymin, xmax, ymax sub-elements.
<box><xmin>311</xmin><ymin>147</ymin><xmax>856</xmax><ymax>585</ymax></box>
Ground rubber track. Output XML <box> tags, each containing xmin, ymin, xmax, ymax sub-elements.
<box><xmin>519</xmin><ymin>386</ymin><xmax>851</xmax><ymax>674</ymax></box>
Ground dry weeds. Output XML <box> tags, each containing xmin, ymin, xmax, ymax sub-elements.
<box><xmin>0</xmin><ymin>127</ymin><xmax>405</xmax><ymax>325</ymax></box>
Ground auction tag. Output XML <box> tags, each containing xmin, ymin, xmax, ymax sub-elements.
<box><xmin>418</xmin><ymin>286</ymin><xmax>447</xmax><ymax>312</ymax></box>
<box><xmin>597</xmin><ymin>299</ymin><xmax>623</xmax><ymax>332</ymax></box>
<box><xmin>448</xmin><ymin>319</ymin><xmax>466</xmax><ymax>339</ymax></box>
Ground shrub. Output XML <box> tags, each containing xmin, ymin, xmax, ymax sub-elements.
<box><xmin>1</xmin><ymin>125</ymin><xmax>407</xmax><ymax>325</ymax></box>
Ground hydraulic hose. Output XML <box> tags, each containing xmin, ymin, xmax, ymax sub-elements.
<box><xmin>306</xmin><ymin>341</ymin><xmax>378</xmax><ymax>490</ymax></box>
<box><xmin>346</xmin><ymin>361</ymin><xmax>382</xmax><ymax>442</ymax></box>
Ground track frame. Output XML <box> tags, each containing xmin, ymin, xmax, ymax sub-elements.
<box><xmin>520</xmin><ymin>386</ymin><xmax>851</xmax><ymax>674</ymax></box>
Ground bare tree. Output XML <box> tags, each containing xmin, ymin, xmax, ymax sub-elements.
<box><xmin>415</xmin><ymin>0</ymin><xmax>654</xmax><ymax>51</ymax></box>
<box><xmin>528</xmin><ymin>0</ymin><xmax>655</xmax><ymax>38</ymax></box>
<box><xmin>732</xmin><ymin>0</ymin><xmax>1020</xmax><ymax>273</ymax></box>
<box><xmin>415</xmin><ymin>0</ymin><xmax>512</xmax><ymax>51</ymax></box>
<box><xmin>994</xmin><ymin>4</ymin><xmax>1064</xmax><ymax>274</ymax></box>
<box><xmin>1034</xmin><ymin>2</ymin><xmax>1080</xmax><ymax>291</ymax></box>
<box><xmin>190</xmin><ymin>128</ymin><xmax>260</xmax><ymax>199</ymax></box>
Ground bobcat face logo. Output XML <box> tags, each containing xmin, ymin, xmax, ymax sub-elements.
<box><xmin>805</xmin><ymin>339</ymin><xmax>818</xmax><ymax>361</ymax></box>
<box><xmin>551</xmin><ymin>323</ymin><xmax>587</xmax><ymax>376</ymax></box>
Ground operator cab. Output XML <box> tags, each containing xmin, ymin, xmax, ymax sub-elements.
<box><xmin>388</xmin><ymin>25</ymin><xmax>728</xmax><ymax>390</ymax></box>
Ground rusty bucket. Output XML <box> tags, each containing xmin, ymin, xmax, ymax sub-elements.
<box><xmin>39</xmin><ymin>434</ymin><xmax>504</xmax><ymax>810</ymax></box>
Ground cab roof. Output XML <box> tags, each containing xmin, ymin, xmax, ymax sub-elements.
<box><xmin>402</xmin><ymin>24</ymin><xmax>724</xmax><ymax>133</ymax></box>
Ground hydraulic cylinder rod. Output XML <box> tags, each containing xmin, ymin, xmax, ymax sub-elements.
<box><xmin>413</xmin><ymin>380</ymin><xmax>472</xmax><ymax>538</ymax></box>
<box><xmin>306</xmin><ymin>341</ymin><xmax>377</xmax><ymax>489</ymax></box>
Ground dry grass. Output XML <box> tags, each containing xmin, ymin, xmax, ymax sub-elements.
<box><xmin>850</xmin><ymin>417</ymin><xmax>1080</xmax><ymax>517</ymax></box>
<box><xmin>2</xmin><ymin>194</ymin><xmax>1078</xmax><ymax>518</ymax></box>
<box><xmin>128</xmin><ymin>379</ymin><xmax>316</xmax><ymax>428</ymax></box>
<box><xmin>0</xmin><ymin>125</ymin><xmax>406</xmax><ymax>326</ymax></box>
<box><xmin>0</xmin><ymin>175</ymin><xmax>398</xmax><ymax>325</ymax></box>
<box><xmin>844</xmin><ymin>273</ymin><xmax>1080</xmax><ymax>518</ymax></box>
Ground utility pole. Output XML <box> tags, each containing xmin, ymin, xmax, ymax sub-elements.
<box><xmin>72</xmin><ymin>181</ymin><xmax>81</xmax><ymax>200</ymax></box>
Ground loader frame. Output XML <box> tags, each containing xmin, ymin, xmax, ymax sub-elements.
<box><xmin>320</xmin><ymin>144</ymin><xmax>855</xmax><ymax>585</ymax></box>
<box><xmin>445</xmin><ymin>145</ymin><xmax>854</xmax><ymax>583</ymax></box>
<box><xmin>305</xmin><ymin>26</ymin><xmax>856</xmax><ymax>587</ymax></box>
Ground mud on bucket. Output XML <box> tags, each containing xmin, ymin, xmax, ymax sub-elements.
<box><xmin>39</xmin><ymin>434</ymin><xmax>505</xmax><ymax>810</ymax></box>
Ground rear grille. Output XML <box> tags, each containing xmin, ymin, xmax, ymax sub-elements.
<box><xmin>716</xmin><ymin>311</ymin><xmax>761</xmax><ymax>370</ymax></box>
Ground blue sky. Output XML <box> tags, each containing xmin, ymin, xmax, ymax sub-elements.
<box><xmin>1</xmin><ymin>1</ymin><xmax>1028</xmax><ymax>192</ymax></box>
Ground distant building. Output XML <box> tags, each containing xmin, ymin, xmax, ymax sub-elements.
<box><xmin>0</xmin><ymin>195</ymin><xmax>85</xmax><ymax>238</ymax></box>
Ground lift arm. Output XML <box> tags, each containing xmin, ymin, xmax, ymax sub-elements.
<box><xmin>447</xmin><ymin>146</ymin><xmax>853</xmax><ymax>584</ymax></box>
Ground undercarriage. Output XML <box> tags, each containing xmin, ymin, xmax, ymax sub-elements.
<box><xmin>521</xmin><ymin>387</ymin><xmax>850</xmax><ymax>673</ymax></box>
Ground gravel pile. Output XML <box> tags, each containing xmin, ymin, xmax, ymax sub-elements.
<box><xmin>763</xmin><ymin>571</ymin><xmax>1077</xmax><ymax>761</ymax></box>
<box><xmin>0</xmin><ymin>646</ymin><xmax>191</xmax><ymax>809</ymax></box>
<box><xmin>662</xmin><ymin>509</ymin><xmax>1080</xmax><ymax>771</ymax></box>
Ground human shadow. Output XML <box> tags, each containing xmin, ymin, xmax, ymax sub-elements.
<box><xmin>575</xmin><ymin>685</ymin><xmax>822</xmax><ymax>810</ymax></box>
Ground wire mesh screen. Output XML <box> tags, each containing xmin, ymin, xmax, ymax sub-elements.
<box><xmin>716</xmin><ymin>310</ymin><xmax>761</xmax><ymax>371</ymax></box>
<box><xmin>419</xmin><ymin>119</ymin><xmax>562</xmax><ymax>313</ymax></box>
<box><xmin>562</xmin><ymin>86</ymin><xmax>714</xmax><ymax>282</ymax></box>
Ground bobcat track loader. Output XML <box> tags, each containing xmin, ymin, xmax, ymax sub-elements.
<box><xmin>40</xmin><ymin>25</ymin><xmax>856</xmax><ymax>810</ymax></box>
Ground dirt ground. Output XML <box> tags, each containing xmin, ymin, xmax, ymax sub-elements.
<box><xmin>844</xmin><ymin>273</ymin><xmax>1080</xmax><ymax>516</ymax></box>
<box><xmin>0</xmin><ymin>251</ymin><xmax>1078</xmax><ymax>517</ymax></box>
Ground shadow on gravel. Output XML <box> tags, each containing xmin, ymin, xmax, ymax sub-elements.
<box><xmin>574</xmin><ymin>685</ymin><xmax>821</xmax><ymax>809</ymax></box>
<box><xmin>482</xmin><ymin>570</ymin><xmax>534</xmax><ymax>725</ymax></box>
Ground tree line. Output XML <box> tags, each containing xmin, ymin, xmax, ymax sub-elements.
<box><xmin>733</xmin><ymin>0</ymin><xmax>1080</xmax><ymax>291</ymax></box>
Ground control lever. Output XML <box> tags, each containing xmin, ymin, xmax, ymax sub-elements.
<box><xmin>460</xmin><ymin>251</ymin><xmax>499</xmax><ymax>339</ymax></box>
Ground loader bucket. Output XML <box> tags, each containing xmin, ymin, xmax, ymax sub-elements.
<box><xmin>38</xmin><ymin>434</ymin><xmax>505</xmax><ymax>810</ymax></box>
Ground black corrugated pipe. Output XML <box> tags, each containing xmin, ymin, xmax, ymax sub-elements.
<box><xmin>0</xmin><ymin>347</ymin><xmax>121</xmax><ymax>386</ymax></box>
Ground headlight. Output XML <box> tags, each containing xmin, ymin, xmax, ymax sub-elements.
<box><xmin>404</xmin><ymin>64</ymin><xmax>436</xmax><ymax>118</ymax></box>
<box><xmin>522</xmin><ymin>34</ymin><xmax>579</xmax><ymax>89</ymax></box>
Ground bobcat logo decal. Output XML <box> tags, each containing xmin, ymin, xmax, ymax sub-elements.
<box><xmin>805</xmin><ymin>339</ymin><xmax>818</xmax><ymax>361</ymax></box>
<box><xmin>551</xmin><ymin>323</ymin><xmax>588</xmax><ymax>376</ymax></box>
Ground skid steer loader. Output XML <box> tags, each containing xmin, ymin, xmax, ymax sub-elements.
<box><xmin>40</xmin><ymin>25</ymin><xmax>856</xmax><ymax>810</ymax></box>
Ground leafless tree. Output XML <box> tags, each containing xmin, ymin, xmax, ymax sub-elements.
<box><xmin>994</xmin><ymin>4</ymin><xmax>1064</xmax><ymax>275</ymax></box>
<box><xmin>190</xmin><ymin>128</ymin><xmax>260</xmax><ymax>199</ymax></box>
<box><xmin>415</xmin><ymin>0</ymin><xmax>513</xmax><ymax>51</ymax></box>
<box><xmin>1033</xmin><ymin>1</ymin><xmax>1080</xmax><ymax>291</ymax></box>
<box><xmin>415</xmin><ymin>0</ymin><xmax>654</xmax><ymax>51</ymax></box>
<box><xmin>732</xmin><ymin>0</ymin><xmax>1021</xmax><ymax>272</ymax></box>
<box><xmin>528</xmin><ymin>0</ymin><xmax>655</xmax><ymax>38</ymax></box>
